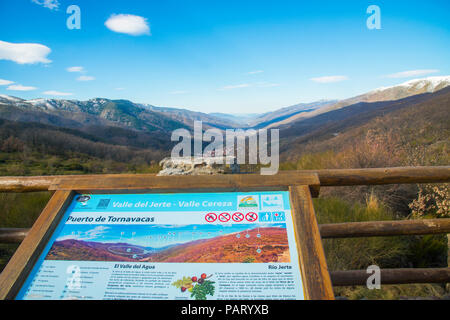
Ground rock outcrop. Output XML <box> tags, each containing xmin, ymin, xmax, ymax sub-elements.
<box><xmin>157</xmin><ymin>157</ymin><xmax>240</xmax><ymax>176</ymax></box>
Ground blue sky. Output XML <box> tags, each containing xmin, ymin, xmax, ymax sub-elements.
<box><xmin>0</xmin><ymin>0</ymin><xmax>449</xmax><ymax>113</ymax></box>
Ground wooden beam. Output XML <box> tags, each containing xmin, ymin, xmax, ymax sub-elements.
<box><xmin>0</xmin><ymin>176</ymin><xmax>56</xmax><ymax>193</ymax></box>
<box><xmin>50</xmin><ymin>172</ymin><xmax>321</xmax><ymax>197</ymax></box>
<box><xmin>0</xmin><ymin>166</ymin><xmax>448</xmax><ymax>193</ymax></box>
<box><xmin>319</xmin><ymin>218</ymin><xmax>450</xmax><ymax>239</ymax></box>
<box><xmin>289</xmin><ymin>185</ymin><xmax>335</xmax><ymax>300</ymax></box>
<box><xmin>330</xmin><ymin>268</ymin><xmax>450</xmax><ymax>286</ymax></box>
<box><xmin>0</xmin><ymin>228</ymin><xmax>29</xmax><ymax>244</ymax></box>
<box><xmin>0</xmin><ymin>190</ymin><xmax>74</xmax><ymax>300</ymax></box>
<box><xmin>310</xmin><ymin>166</ymin><xmax>450</xmax><ymax>186</ymax></box>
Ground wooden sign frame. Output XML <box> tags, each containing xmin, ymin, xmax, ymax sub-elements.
<box><xmin>0</xmin><ymin>173</ymin><xmax>334</xmax><ymax>300</ymax></box>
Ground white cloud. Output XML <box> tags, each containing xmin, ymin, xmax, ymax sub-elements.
<box><xmin>7</xmin><ymin>84</ymin><xmax>37</xmax><ymax>91</ymax></box>
<box><xmin>43</xmin><ymin>90</ymin><xmax>73</xmax><ymax>96</ymax></box>
<box><xmin>385</xmin><ymin>69</ymin><xmax>439</xmax><ymax>78</ymax></box>
<box><xmin>77</xmin><ymin>75</ymin><xmax>95</xmax><ymax>81</ymax></box>
<box><xmin>0</xmin><ymin>40</ymin><xmax>51</xmax><ymax>64</ymax></box>
<box><xmin>31</xmin><ymin>0</ymin><xmax>60</xmax><ymax>10</ymax></box>
<box><xmin>115</xmin><ymin>87</ymin><xmax>125</xmax><ymax>91</ymax></box>
<box><xmin>247</xmin><ymin>70</ymin><xmax>264</xmax><ymax>75</ymax></box>
<box><xmin>220</xmin><ymin>83</ymin><xmax>251</xmax><ymax>90</ymax></box>
<box><xmin>67</xmin><ymin>66</ymin><xmax>85</xmax><ymax>73</ymax></box>
<box><xmin>0</xmin><ymin>79</ymin><xmax>14</xmax><ymax>86</ymax></box>
<box><xmin>105</xmin><ymin>14</ymin><xmax>151</xmax><ymax>36</ymax></box>
<box><xmin>310</xmin><ymin>75</ymin><xmax>349</xmax><ymax>83</ymax></box>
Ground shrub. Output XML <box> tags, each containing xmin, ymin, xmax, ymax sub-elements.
<box><xmin>409</xmin><ymin>184</ymin><xmax>450</xmax><ymax>218</ymax></box>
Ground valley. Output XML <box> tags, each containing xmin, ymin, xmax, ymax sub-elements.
<box><xmin>0</xmin><ymin>76</ymin><xmax>448</xmax><ymax>177</ymax></box>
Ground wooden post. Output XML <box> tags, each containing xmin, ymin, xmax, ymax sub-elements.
<box><xmin>289</xmin><ymin>185</ymin><xmax>334</xmax><ymax>300</ymax></box>
<box><xmin>0</xmin><ymin>190</ymin><xmax>74</xmax><ymax>300</ymax></box>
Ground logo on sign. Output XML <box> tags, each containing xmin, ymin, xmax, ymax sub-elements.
<box><xmin>261</xmin><ymin>194</ymin><xmax>283</xmax><ymax>210</ymax></box>
<box><xmin>76</xmin><ymin>195</ymin><xmax>90</xmax><ymax>203</ymax></box>
<box><xmin>97</xmin><ymin>199</ymin><xmax>111</xmax><ymax>209</ymax></box>
<box><xmin>237</xmin><ymin>195</ymin><xmax>258</xmax><ymax>208</ymax></box>
<box><xmin>76</xmin><ymin>194</ymin><xmax>91</xmax><ymax>207</ymax></box>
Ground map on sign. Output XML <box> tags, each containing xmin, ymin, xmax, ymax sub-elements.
<box><xmin>16</xmin><ymin>191</ymin><xmax>304</xmax><ymax>300</ymax></box>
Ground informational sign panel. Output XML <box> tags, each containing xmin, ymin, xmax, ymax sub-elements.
<box><xmin>16</xmin><ymin>191</ymin><xmax>304</xmax><ymax>300</ymax></box>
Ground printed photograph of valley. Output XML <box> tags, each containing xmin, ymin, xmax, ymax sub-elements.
<box><xmin>45</xmin><ymin>223</ymin><xmax>291</xmax><ymax>263</ymax></box>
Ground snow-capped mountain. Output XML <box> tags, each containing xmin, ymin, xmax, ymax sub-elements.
<box><xmin>0</xmin><ymin>96</ymin><xmax>191</xmax><ymax>133</ymax></box>
<box><xmin>25</xmin><ymin>97</ymin><xmax>111</xmax><ymax>113</ymax></box>
<box><xmin>265</xmin><ymin>75</ymin><xmax>450</xmax><ymax>128</ymax></box>
<box><xmin>0</xmin><ymin>95</ymin><xmax>243</xmax><ymax>129</ymax></box>
<box><xmin>0</xmin><ymin>94</ymin><xmax>26</xmax><ymax>105</ymax></box>
<box><xmin>365</xmin><ymin>76</ymin><xmax>450</xmax><ymax>101</ymax></box>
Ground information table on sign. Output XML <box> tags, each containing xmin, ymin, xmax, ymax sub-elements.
<box><xmin>16</xmin><ymin>191</ymin><xmax>304</xmax><ymax>300</ymax></box>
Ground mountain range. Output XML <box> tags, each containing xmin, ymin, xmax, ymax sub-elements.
<box><xmin>265</xmin><ymin>76</ymin><xmax>450</xmax><ymax>129</ymax></box>
<box><xmin>1</xmin><ymin>76</ymin><xmax>448</xmax><ymax>132</ymax></box>
<box><xmin>0</xmin><ymin>75</ymin><xmax>448</xmax><ymax>173</ymax></box>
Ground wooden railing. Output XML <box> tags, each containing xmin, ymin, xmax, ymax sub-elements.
<box><xmin>0</xmin><ymin>166</ymin><xmax>449</xmax><ymax>192</ymax></box>
<box><xmin>0</xmin><ymin>166</ymin><xmax>449</xmax><ymax>289</ymax></box>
